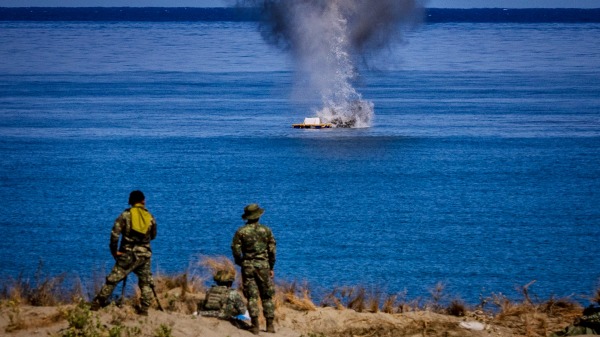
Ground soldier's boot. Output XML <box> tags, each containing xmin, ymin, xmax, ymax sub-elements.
<box><xmin>250</xmin><ymin>317</ymin><xmax>260</xmax><ymax>335</ymax></box>
<box><xmin>266</xmin><ymin>318</ymin><xmax>275</xmax><ymax>333</ymax></box>
<box><xmin>135</xmin><ymin>305</ymin><xmax>149</xmax><ymax>316</ymax></box>
<box><xmin>90</xmin><ymin>296</ymin><xmax>108</xmax><ymax>311</ymax></box>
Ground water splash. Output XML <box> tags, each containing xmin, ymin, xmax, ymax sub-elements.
<box><xmin>239</xmin><ymin>0</ymin><xmax>422</xmax><ymax>128</ymax></box>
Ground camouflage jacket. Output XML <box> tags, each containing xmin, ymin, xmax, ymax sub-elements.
<box><xmin>231</xmin><ymin>222</ymin><xmax>276</xmax><ymax>269</ymax></box>
<box><xmin>109</xmin><ymin>207</ymin><xmax>157</xmax><ymax>257</ymax></box>
<box><xmin>580</xmin><ymin>306</ymin><xmax>600</xmax><ymax>329</ymax></box>
<box><xmin>199</xmin><ymin>286</ymin><xmax>247</xmax><ymax>319</ymax></box>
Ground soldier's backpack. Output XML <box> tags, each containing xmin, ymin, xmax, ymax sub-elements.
<box><xmin>203</xmin><ymin>285</ymin><xmax>229</xmax><ymax>311</ymax></box>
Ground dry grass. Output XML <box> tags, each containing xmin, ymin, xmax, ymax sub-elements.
<box><xmin>446</xmin><ymin>299</ymin><xmax>467</xmax><ymax>317</ymax></box>
<box><xmin>321</xmin><ymin>286</ymin><xmax>376</xmax><ymax>313</ymax></box>
<box><xmin>86</xmin><ymin>266</ymin><xmax>107</xmax><ymax>301</ymax></box>
<box><xmin>485</xmin><ymin>281</ymin><xmax>584</xmax><ymax>337</ymax></box>
<box><xmin>591</xmin><ymin>285</ymin><xmax>600</xmax><ymax>305</ymax></box>
<box><xmin>426</xmin><ymin>281</ymin><xmax>448</xmax><ymax>313</ymax></box>
<box><xmin>275</xmin><ymin>281</ymin><xmax>317</xmax><ymax>311</ymax></box>
<box><xmin>196</xmin><ymin>255</ymin><xmax>236</xmax><ymax>283</ymax></box>
<box><xmin>320</xmin><ymin>284</ymin><xmax>468</xmax><ymax>315</ymax></box>
<box><xmin>155</xmin><ymin>256</ymin><xmax>214</xmax><ymax>295</ymax></box>
<box><xmin>1</xmin><ymin>263</ymin><xmax>84</xmax><ymax>307</ymax></box>
<box><xmin>0</xmin><ymin>257</ymin><xmax>595</xmax><ymax>337</ymax></box>
<box><xmin>381</xmin><ymin>294</ymin><xmax>397</xmax><ymax>314</ymax></box>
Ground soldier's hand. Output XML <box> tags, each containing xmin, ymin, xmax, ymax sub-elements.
<box><xmin>270</xmin><ymin>270</ymin><xmax>274</xmax><ymax>278</ymax></box>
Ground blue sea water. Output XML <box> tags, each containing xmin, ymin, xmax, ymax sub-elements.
<box><xmin>1</xmin><ymin>17</ymin><xmax>599</xmax><ymax>304</ymax></box>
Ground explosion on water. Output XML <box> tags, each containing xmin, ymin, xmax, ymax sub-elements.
<box><xmin>237</xmin><ymin>0</ymin><xmax>422</xmax><ymax>128</ymax></box>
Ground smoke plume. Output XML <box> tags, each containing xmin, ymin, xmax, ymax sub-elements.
<box><xmin>238</xmin><ymin>0</ymin><xmax>422</xmax><ymax>128</ymax></box>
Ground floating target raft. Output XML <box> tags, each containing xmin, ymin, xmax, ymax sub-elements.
<box><xmin>292</xmin><ymin>117</ymin><xmax>332</xmax><ymax>129</ymax></box>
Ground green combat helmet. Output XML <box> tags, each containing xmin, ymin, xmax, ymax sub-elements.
<box><xmin>213</xmin><ymin>270</ymin><xmax>236</xmax><ymax>284</ymax></box>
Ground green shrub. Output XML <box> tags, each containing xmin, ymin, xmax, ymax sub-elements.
<box><xmin>60</xmin><ymin>300</ymin><xmax>102</xmax><ymax>337</ymax></box>
<box><xmin>154</xmin><ymin>323</ymin><xmax>173</xmax><ymax>337</ymax></box>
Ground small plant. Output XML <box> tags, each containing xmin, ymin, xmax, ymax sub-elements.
<box><xmin>381</xmin><ymin>294</ymin><xmax>397</xmax><ymax>313</ymax></box>
<box><xmin>125</xmin><ymin>326</ymin><xmax>142</xmax><ymax>337</ymax></box>
<box><xmin>367</xmin><ymin>289</ymin><xmax>382</xmax><ymax>313</ymax></box>
<box><xmin>105</xmin><ymin>323</ymin><xmax>141</xmax><ymax>337</ymax></box>
<box><xmin>395</xmin><ymin>289</ymin><xmax>411</xmax><ymax>313</ymax></box>
<box><xmin>60</xmin><ymin>299</ymin><xmax>102</xmax><ymax>337</ymax></box>
<box><xmin>154</xmin><ymin>323</ymin><xmax>173</xmax><ymax>337</ymax></box>
<box><xmin>108</xmin><ymin>324</ymin><xmax>124</xmax><ymax>337</ymax></box>
<box><xmin>538</xmin><ymin>295</ymin><xmax>582</xmax><ymax>316</ymax></box>
<box><xmin>446</xmin><ymin>299</ymin><xmax>467</xmax><ymax>316</ymax></box>
<box><xmin>4</xmin><ymin>299</ymin><xmax>26</xmax><ymax>332</ymax></box>
<box><xmin>427</xmin><ymin>281</ymin><xmax>448</xmax><ymax>313</ymax></box>
<box><xmin>346</xmin><ymin>287</ymin><xmax>366</xmax><ymax>312</ymax></box>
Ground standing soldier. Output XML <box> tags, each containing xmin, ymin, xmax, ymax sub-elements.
<box><xmin>91</xmin><ymin>190</ymin><xmax>157</xmax><ymax>316</ymax></box>
<box><xmin>231</xmin><ymin>203</ymin><xmax>277</xmax><ymax>334</ymax></box>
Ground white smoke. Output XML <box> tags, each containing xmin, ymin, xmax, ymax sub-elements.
<box><xmin>290</xmin><ymin>2</ymin><xmax>373</xmax><ymax>127</ymax></box>
<box><xmin>240</xmin><ymin>0</ymin><xmax>422</xmax><ymax>128</ymax></box>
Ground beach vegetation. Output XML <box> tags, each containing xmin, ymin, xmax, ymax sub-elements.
<box><xmin>276</xmin><ymin>280</ymin><xmax>317</xmax><ymax>311</ymax></box>
<box><xmin>4</xmin><ymin>299</ymin><xmax>26</xmax><ymax>332</ymax></box>
<box><xmin>1</xmin><ymin>261</ymin><xmax>84</xmax><ymax>306</ymax></box>
<box><xmin>0</xmin><ymin>257</ymin><xmax>596</xmax><ymax>337</ymax></box>
<box><xmin>59</xmin><ymin>299</ymin><xmax>103</xmax><ymax>337</ymax></box>
<box><xmin>446</xmin><ymin>299</ymin><xmax>467</xmax><ymax>316</ymax></box>
<box><xmin>154</xmin><ymin>323</ymin><xmax>173</xmax><ymax>337</ymax></box>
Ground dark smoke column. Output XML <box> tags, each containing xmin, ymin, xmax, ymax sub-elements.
<box><xmin>239</xmin><ymin>0</ymin><xmax>422</xmax><ymax>128</ymax></box>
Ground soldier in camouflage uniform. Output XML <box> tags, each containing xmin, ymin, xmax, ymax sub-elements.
<box><xmin>198</xmin><ymin>270</ymin><xmax>251</xmax><ymax>330</ymax></box>
<box><xmin>231</xmin><ymin>203</ymin><xmax>277</xmax><ymax>335</ymax></box>
<box><xmin>551</xmin><ymin>305</ymin><xmax>600</xmax><ymax>336</ymax></box>
<box><xmin>90</xmin><ymin>190</ymin><xmax>157</xmax><ymax>315</ymax></box>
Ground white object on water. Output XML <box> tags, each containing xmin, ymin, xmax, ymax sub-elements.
<box><xmin>303</xmin><ymin>117</ymin><xmax>322</xmax><ymax>125</ymax></box>
<box><xmin>459</xmin><ymin>321</ymin><xmax>485</xmax><ymax>331</ymax></box>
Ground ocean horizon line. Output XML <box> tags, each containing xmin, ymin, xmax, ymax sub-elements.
<box><xmin>1</xmin><ymin>7</ymin><xmax>600</xmax><ymax>23</ymax></box>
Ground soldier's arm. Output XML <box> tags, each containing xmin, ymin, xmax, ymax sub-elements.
<box><xmin>109</xmin><ymin>213</ymin><xmax>125</xmax><ymax>258</ymax></box>
<box><xmin>231</xmin><ymin>290</ymin><xmax>247</xmax><ymax>316</ymax></box>
<box><xmin>231</xmin><ymin>231</ymin><xmax>243</xmax><ymax>266</ymax></box>
<box><xmin>267</xmin><ymin>229</ymin><xmax>276</xmax><ymax>270</ymax></box>
<box><xmin>198</xmin><ymin>310</ymin><xmax>221</xmax><ymax>318</ymax></box>
<box><xmin>150</xmin><ymin>217</ymin><xmax>157</xmax><ymax>240</ymax></box>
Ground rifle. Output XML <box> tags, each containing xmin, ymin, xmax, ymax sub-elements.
<box><xmin>150</xmin><ymin>283</ymin><xmax>164</xmax><ymax>311</ymax></box>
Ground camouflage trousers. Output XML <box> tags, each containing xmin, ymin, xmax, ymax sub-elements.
<box><xmin>94</xmin><ymin>252</ymin><xmax>154</xmax><ymax>310</ymax></box>
<box><xmin>241</xmin><ymin>264</ymin><xmax>275</xmax><ymax>319</ymax></box>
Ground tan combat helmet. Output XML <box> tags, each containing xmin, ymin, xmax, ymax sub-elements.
<box><xmin>213</xmin><ymin>269</ymin><xmax>236</xmax><ymax>284</ymax></box>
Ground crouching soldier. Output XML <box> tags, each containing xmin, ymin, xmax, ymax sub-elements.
<box><xmin>551</xmin><ymin>305</ymin><xmax>600</xmax><ymax>336</ymax></box>
<box><xmin>198</xmin><ymin>270</ymin><xmax>251</xmax><ymax>330</ymax></box>
<box><xmin>91</xmin><ymin>190</ymin><xmax>157</xmax><ymax>316</ymax></box>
